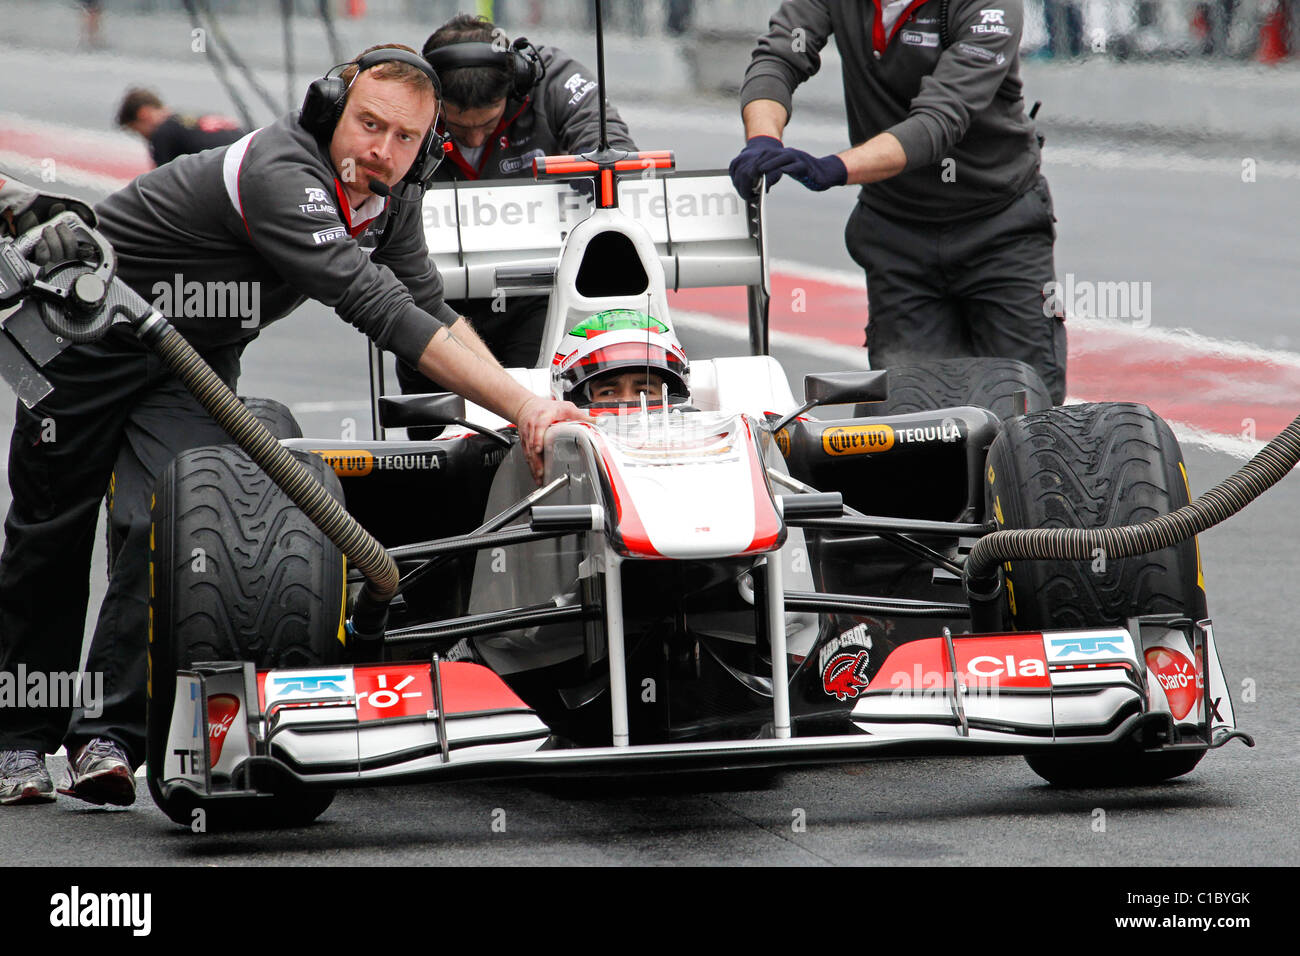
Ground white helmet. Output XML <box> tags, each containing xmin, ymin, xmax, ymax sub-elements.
<box><xmin>551</xmin><ymin>309</ymin><xmax>689</xmax><ymax>404</ymax></box>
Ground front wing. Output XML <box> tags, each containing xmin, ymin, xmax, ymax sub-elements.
<box><xmin>157</xmin><ymin>618</ymin><xmax>1242</xmax><ymax>801</ymax></box>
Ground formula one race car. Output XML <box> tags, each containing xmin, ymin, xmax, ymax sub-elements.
<box><xmin>130</xmin><ymin>130</ymin><xmax>1257</xmax><ymax>827</ymax></box>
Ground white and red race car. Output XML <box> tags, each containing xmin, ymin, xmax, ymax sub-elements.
<box><xmin>139</xmin><ymin>147</ymin><xmax>1249</xmax><ymax>828</ymax></box>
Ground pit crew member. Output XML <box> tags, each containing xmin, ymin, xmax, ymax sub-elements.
<box><xmin>730</xmin><ymin>0</ymin><xmax>1064</xmax><ymax>403</ymax></box>
<box><xmin>0</xmin><ymin>44</ymin><xmax>587</xmax><ymax>808</ymax></box>
<box><xmin>395</xmin><ymin>13</ymin><xmax>638</xmax><ymax>400</ymax></box>
<box><xmin>116</xmin><ymin>87</ymin><xmax>247</xmax><ymax>168</ymax></box>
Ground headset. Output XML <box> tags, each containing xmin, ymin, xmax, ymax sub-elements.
<box><xmin>300</xmin><ymin>47</ymin><xmax>450</xmax><ymax>201</ymax></box>
<box><xmin>421</xmin><ymin>37</ymin><xmax>546</xmax><ymax>102</ymax></box>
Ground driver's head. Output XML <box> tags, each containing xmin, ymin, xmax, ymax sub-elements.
<box><xmin>587</xmin><ymin>370</ymin><xmax>666</xmax><ymax>404</ymax></box>
<box><xmin>552</xmin><ymin>309</ymin><xmax>689</xmax><ymax>406</ymax></box>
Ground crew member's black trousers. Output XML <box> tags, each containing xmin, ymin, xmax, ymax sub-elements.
<box><xmin>846</xmin><ymin>173</ymin><xmax>1066</xmax><ymax>404</ymax></box>
<box><xmin>0</xmin><ymin>325</ymin><xmax>239</xmax><ymax>765</ymax></box>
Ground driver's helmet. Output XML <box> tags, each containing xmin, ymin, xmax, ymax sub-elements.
<box><xmin>551</xmin><ymin>309</ymin><xmax>689</xmax><ymax>405</ymax></box>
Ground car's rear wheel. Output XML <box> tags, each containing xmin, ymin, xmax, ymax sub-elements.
<box><xmin>147</xmin><ymin>444</ymin><xmax>345</xmax><ymax>828</ymax></box>
<box><xmin>107</xmin><ymin>397</ymin><xmax>302</xmax><ymax>576</ymax></box>
<box><xmin>857</xmin><ymin>357</ymin><xmax>1052</xmax><ymax>421</ymax></box>
<box><xmin>238</xmin><ymin>396</ymin><xmax>304</xmax><ymax>440</ymax></box>
<box><xmin>985</xmin><ymin>402</ymin><xmax>1207</xmax><ymax>786</ymax></box>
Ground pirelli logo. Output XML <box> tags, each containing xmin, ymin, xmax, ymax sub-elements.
<box><xmin>823</xmin><ymin>424</ymin><xmax>894</xmax><ymax>455</ymax></box>
<box><xmin>312</xmin><ymin>225</ymin><xmax>348</xmax><ymax>245</ymax></box>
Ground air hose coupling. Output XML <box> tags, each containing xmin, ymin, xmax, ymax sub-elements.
<box><xmin>964</xmin><ymin>564</ymin><xmax>1004</xmax><ymax>634</ymax></box>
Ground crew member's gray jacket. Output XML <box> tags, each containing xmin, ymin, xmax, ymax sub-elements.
<box><xmin>95</xmin><ymin>112</ymin><xmax>458</xmax><ymax>364</ymax></box>
<box><xmin>435</xmin><ymin>45</ymin><xmax>636</xmax><ymax>181</ymax></box>
<box><xmin>741</xmin><ymin>0</ymin><xmax>1041</xmax><ymax>222</ymax></box>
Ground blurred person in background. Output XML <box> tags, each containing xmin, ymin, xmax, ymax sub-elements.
<box><xmin>78</xmin><ymin>0</ymin><xmax>104</xmax><ymax>51</ymax></box>
<box><xmin>116</xmin><ymin>88</ymin><xmax>248</xmax><ymax>168</ymax></box>
<box><xmin>1192</xmin><ymin>0</ymin><xmax>1240</xmax><ymax>54</ymax></box>
<box><xmin>395</xmin><ymin>13</ymin><xmax>637</xmax><ymax>401</ymax></box>
<box><xmin>1043</xmin><ymin>0</ymin><xmax>1084</xmax><ymax>56</ymax></box>
<box><xmin>667</xmin><ymin>0</ymin><xmax>696</xmax><ymax>35</ymax></box>
<box><xmin>587</xmin><ymin>0</ymin><xmax>646</xmax><ymax>32</ymax></box>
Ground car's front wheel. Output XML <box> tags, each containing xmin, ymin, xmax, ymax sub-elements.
<box><xmin>985</xmin><ymin>402</ymin><xmax>1207</xmax><ymax>787</ymax></box>
<box><xmin>147</xmin><ymin>444</ymin><xmax>346</xmax><ymax>828</ymax></box>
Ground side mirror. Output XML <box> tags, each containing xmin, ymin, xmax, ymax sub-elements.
<box><xmin>378</xmin><ymin>392</ymin><xmax>512</xmax><ymax>447</ymax></box>
<box><xmin>378</xmin><ymin>392</ymin><xmax>467</xmax><ymax>429</ymax></box>
<box><xmin>804</xmin><ymin>370</ymin><xmax>888</xmax><ymax>406</ymax></box>
<box><xmin>771</xmin><ymin>370</ymin><xmax>889</xmax><ymax>433</ymax></box>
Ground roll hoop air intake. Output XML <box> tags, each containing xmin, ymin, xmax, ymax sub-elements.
<box><xmin>964</xmin><ymin>411</ymin><xmax>1300</xmax><ymax>626</ymax></box>
<box><xmin>14</xmin><ymin>212</ymin><xmax>398</xmax><ymax>639</ymax></box>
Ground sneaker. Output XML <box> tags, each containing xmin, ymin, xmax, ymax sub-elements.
<box><xmin>0</xmin><ymin>750</ymin><xmax>56</xmax><ymax>805</ymax></box>
<box><xmin>62</xmin><ymin>737</ymin><xmax>136</xmax><ymax>806</ymax></box>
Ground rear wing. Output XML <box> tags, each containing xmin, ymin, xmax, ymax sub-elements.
<box><xmin>421</xmin><ymin>170</ymin><xmax>769</xmax><ymax>340</ymax></box>
<box><xmin>367</xmin><ymin>171</ymin><xmax>771</xmax><ymax>440</ymax></box>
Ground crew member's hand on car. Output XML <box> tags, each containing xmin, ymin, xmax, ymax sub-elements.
<box><xmin>728</xmin><ymin>135</ymin><xmax>786</xmax><ymax>196</ymax></box>
<box><xmin>755</xmin><ymin>146</ymin><xmax>847</xmax><ymax>192</ymax></box>
<box><xmin>514</xmin><ymin>395</ymin><xmax>591</xmax><ymax>484</ymax></box>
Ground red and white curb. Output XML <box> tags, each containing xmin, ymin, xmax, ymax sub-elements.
<box><xmin>670</xmin><ymin>259</ymin><xmax>1297</xmax><ymax>461</ymax></box>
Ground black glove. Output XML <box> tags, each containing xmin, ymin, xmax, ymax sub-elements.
<box><xmin>32</xmin><ymin>220</ymin><xmax>85</xmax><ymax>270</ymax></box>
<box><xmin>728</xmin><ymin>135</ymin><xmax>785</xmax><ymax>196</ymax></box>
<box><xmin>756</xmin><ymin>147</ymin><xmax>848</xmax><ymax>192</ymax></box>
<box><xmin>0</xmin><ymin>175</ymin><xmax>95</xmax><ymax>238</ymax></box>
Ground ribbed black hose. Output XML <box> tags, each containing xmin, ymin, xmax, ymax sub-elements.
<box><xmin>965</xmin><ymin>413</ymin><xmax>1300</xmax><ymax>585</ymax></box>
<box><xmin>138</xmin><ymin>316</ymin><xmax>399</xmax><ymax>605</ymax></box>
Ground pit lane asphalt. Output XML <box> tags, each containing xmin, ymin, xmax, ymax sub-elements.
<box><xmin>0</xmin><ymin>305</ymin><xmax>1295</xmax><ymax>866</ymax></box>
<box><xmin>0</xmin><ymin>47</ymin><xmax>1297</xmax><ymax>867</ymax></box>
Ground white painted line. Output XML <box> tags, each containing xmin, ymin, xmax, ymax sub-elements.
<box><xmin>1165</xmin><ymin>421</ymin><xmax>1267</xmax><ymax>462</ymax></box>
<box><xmin>767</xmin><ymin>257</ymin><xmax>1300</xmax><ymax>370</ymax></box>
<box><xmin>672</xmin><ymin>309</ymin><xmax>870</xmax><ymax>369</ymax></box>
<box><xmin>769</xmin><ymin>257</ymin><xmax>865</xmax><ymax>290</ymax></box>
<box><xmin>1066</xmin><ymin>313</ymin><xmax>1300</xmax><ymax>370</ymax></box>
<box><xmin>673</xmin><ymin>309</ymin><xmax>1276</xmax><ymax>461</ymax></box>
<box><xmin>0</xmin><ymin>43</ymin><xmax>286</xmax><ymax>88</ymax></box>
<box><xmin>0</xmin><ymin>150</ymin><xmax>130</xmax><ymax>194</ymax></box>
<box><xmin>1044</xmin><ymin>145</ymin><xmax>1300</xmax><ymax>180</ymax></box>
<box><xmin>0</xmin><ymin>109</ymin><xmax>147</xmax><ymax>155</ymax></box>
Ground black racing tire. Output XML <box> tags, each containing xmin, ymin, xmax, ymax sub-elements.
<box><xmin>238</xmin><ymin>396</ymin><xmax>304</xmax><ymax>439</ymax></box>
<box><xmin>147</xmin><ymin>444</ymin><xmax>346</xmax><ymax>829</ymax></box>
<box><xmin>105</xmin><ymin>397</ymin><xmax>301</xmax><ymax>577</ymax></box>
<box><xmin>856</xmin><ymin>357</ymin><xmax>1052</xmax><ymax>421</ymax></box>
<box><xmin>985</xmin><ymin>402</ymin><xmax>1207</xmax><ymax>786</ymax></box>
